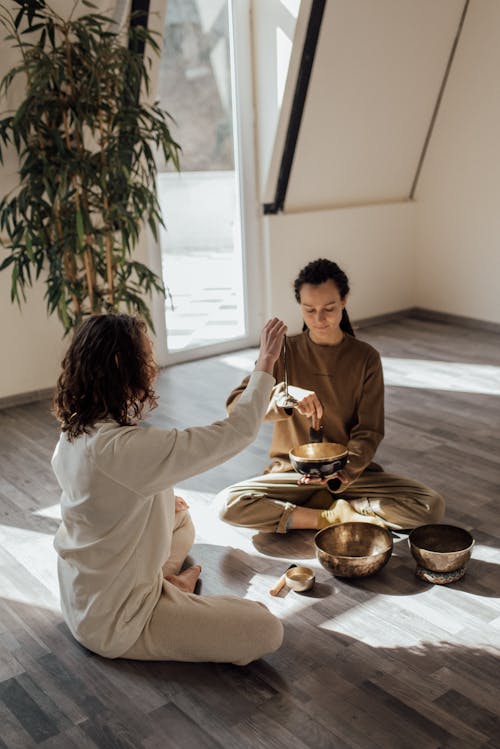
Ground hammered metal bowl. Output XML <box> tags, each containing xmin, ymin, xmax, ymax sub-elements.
<box><xmin>289</xmin><ymin>442</ymin><xmax>348</xmax><ymax>478</ymax></box>
<box><xmin>285</xmin><ymin>565</ymin><xmax>315</xmax><ymax>592</ymax></box>
<box><xmin>314</xmin><ymin>522</ymin><xmax>393</xmax><ymax>578</ymax></box>
<box><xmin>409</xmin><ymin>524</ymin><xmax>474</xmax><ymax>573</ymax></box>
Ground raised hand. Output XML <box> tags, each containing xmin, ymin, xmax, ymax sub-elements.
<box><xmin>255</xmin><ymin>318</ymin><xmax>287</xmax><ymax>374</ymax></box>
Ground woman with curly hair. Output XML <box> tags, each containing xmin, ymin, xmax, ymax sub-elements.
<box><xmin>52</xmin><ymin>314</ymin><xmax>286</xmax><ymax>664</ymax></box>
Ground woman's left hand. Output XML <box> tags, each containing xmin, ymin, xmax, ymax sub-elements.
<box><xmin>174</xmin><ymin>495</ymin><xmax>190</xmax><ymax>512</ymax></box>
<box><xmin>297</xmin><ymin>471</ymin><xmax>349</xmax><ymax>486</ymax></box>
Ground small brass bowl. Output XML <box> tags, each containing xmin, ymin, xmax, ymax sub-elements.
<box><xmin>315</xmin><ymin>522</ymin><xmax>393</xmax><ymax>578</ymax></box>
<box><xmin>285</xmin><ymin>565</ymin><xmax>315</xmax><ymax>592</ymax></box>
<box><xmin>289</xmin><ymin>442</ymin><xmax>348</xmax><ymax>478</ymax></box>
<box><xmin>409</xmin><ymin>524</ymin><xmax>474</xmax><ymax>574</ymax></box>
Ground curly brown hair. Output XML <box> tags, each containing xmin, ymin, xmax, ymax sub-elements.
<box><xmin>54</xmin><ymin>314</ymin><xmax>158</xmax><ymax>440</ymax></box>
<box><xmin>293</xmin><ymin>258</ymin><xmax>355</xmax><ymax>337</ymax></box>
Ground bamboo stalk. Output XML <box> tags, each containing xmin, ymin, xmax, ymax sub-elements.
<box><xmin>62</xmin><ymin>34</ymin><xmax>96</xmax><ymax>312</ymax></box>
<box><xmin>54</xmin><ymin>198</ymin><xmax>81</xmax><ymax>315</ymax></box>
<box><xmin>97</xmin><ymin>77</ymin><xmax>114</xmax><ymax>305</ymax></box>
<box><xmin>82</xmin><ymin>245</ymin><xmax>94</xmax><ymax>311</ymax></box>
<box><xmin>62</xmin><ymin>101</ymin><xmax>95</xmax><ymax>311</ymax></box>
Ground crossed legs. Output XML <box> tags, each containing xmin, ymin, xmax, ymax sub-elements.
<box><xmin>217</xmin><ymin>470</ymin><xmax>445</xmax><ymax>533</ymax></box>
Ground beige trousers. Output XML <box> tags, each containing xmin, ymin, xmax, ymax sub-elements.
<box><xmin>217</xmin><ymin>468</ymin><xmax>445</xmax><ymax>533</ymax></box>
<box><xmin>122</xmin><ymin>510</ymin><xmax>283</xmax><ymax>665</ymax></box>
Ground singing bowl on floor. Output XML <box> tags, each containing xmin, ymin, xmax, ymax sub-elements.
<box><xmin>409</xmin><ymin>524</ymin><xmax>474</xmax><ymax>573</ymax></box>
<box><xmin>289</xmin><ymin>442</ymin><xmax>348</xmax><ymax>478</ymax></box>
<box><xmin>314</xmin><ymin>522</ymin><xmax>393</xmax><ymax>578</ymax></box>
<box><xmin>285</xmin><ymin>565</ymin><xmax>315</xmax><ymax>592</ymax></box>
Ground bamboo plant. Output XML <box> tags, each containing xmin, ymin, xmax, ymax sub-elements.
<box><xmin>0</xmin><ymin>0</ymin><xmax>180</xmax><ymax>332</ymax></box>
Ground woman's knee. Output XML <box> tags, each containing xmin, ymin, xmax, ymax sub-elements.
<box><xmin>175</xmin><ymin>507</ymin><xmax>194</xmax><ymax>528</ymax></box>
<box><xmin>233</xmin><ymin>608</ymin><xmax>284</xmax><ymax>665</ymax></box>
<box><xmin>216</xmin><ymin>487</ymin><xmax>253</xmax><ymax>526</ymax></box>
<box><xmin>262</xmin><ymin>613</ymin><xmax>284</xmax><ymax>655</ymax></box>
<box><xmin>174</xmin><ymin>508</ymin><xmax>196</xmax><ymax>542</ymax></box>
<box><xmin>216</xmin><ymin>486</ymin><xmax>238</xmax><ymax>523</ymax></box>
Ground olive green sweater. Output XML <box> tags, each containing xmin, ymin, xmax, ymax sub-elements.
<box><xmin>227</xmin><ymin>332</ymin><xmax>384</xmax><ymax>492</ymax></box>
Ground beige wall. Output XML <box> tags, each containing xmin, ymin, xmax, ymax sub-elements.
<box><xmin>285</xmin><ymin>0</ymin><xmax>463</xmax><ymax>212</ymax></box>
<box><xmin>252</xmin><ymin>0</ymin><xmax>459</xmax><ymax>335</ymax></box>
<box><xmin>256</xmin><ymin>0</ymin><xmax>500</xmax><ymax>332</ymax></box>
<box><xmin>415</xmin><ymin>0</ymin><xmax>500</xmax><ymax>325</ymax></box>
<box><xmin>0</xmin><ymin>1</ymin><xmax>167</xmax><ymax>400</ymax></box>
<box><xmin>0</xmin><ymin>18</ymin><xmax>65</xmax><ymax>400</ymax></box>
<box><xmin>0</xmin><ymin>272</ymin><xmax>65</xmax><ymax>400</ymax></box>
<box><xmin>264</xmin><ymin>202</ymin><xmax>416</xmax><ymax>333</ymax></box>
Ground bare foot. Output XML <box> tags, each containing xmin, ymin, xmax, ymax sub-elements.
<box><xmin>164</xmin><ymin>565</ymin><xmax>202</xmax><ymax>593</ymax></box>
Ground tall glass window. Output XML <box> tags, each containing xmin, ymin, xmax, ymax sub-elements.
<box><xmin>157</xmin><ymin>0</ymin><xmax>246</xmax><ymax>355</ymax></box>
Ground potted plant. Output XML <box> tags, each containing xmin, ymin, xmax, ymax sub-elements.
<box><xmin>0</xmin><ymin>0</ymin><xmax>180</xmax><ymax>332</ymax></box>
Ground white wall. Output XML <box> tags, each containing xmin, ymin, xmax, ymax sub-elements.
<box><xmin>415</xmin><ymin>0</ymin><xmax>500</xmax><ymax>325</ymax></box>
<box><xmin>264</xmin><ymin>202</ymin><xmax>416</xmax><ymax>333</ymax></box>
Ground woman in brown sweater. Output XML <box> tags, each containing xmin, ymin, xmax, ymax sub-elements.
<box><xmin>217</xmin><ymin>259</ymin><xmax>444</xmax><ymax>533</ymax></box>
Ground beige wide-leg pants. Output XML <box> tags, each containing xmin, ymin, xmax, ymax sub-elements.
<box><xmin>217</xmin><ymin>469</ymin><xmax>445</xmax><ymax>533</ymax></box>
<box><xmin>121</xmin><ymin>509</ymin><xmax>283</xmax><ymax>665</ymax></box>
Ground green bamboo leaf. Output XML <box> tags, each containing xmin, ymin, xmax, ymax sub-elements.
<box><xmin>21</xmin><ymin>22</ymin><xmax>46</xmax><ymax>35</ymax></box>
<box><xmin>11</xmin><ymin>263</ymin><xmax>20</xmax><ymax>304</ymax></box>
<box><xmin>47</xmin><ymin>19</ymin><xmax>55</xmax><ymax>48</ymax></box>
<box><xmin>12</xmin><ymin>99</ymin><xmax>29</xmax><ymax>129</ymax></box>
<box><xmin>25</xmin><ymin>231</ymin><xmax>34</xmax><ymax>260</ymax></box>
<box><xmin>0</xmin><ymin>254</ymin><xmax>15</xmax><ymax>272</ymax></box>
<box><xmin>14</xmin><ymin>8</ymin><xmax>24</xmax><ymax>30</ymax></box>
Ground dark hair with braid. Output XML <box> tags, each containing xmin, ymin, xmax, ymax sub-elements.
<box><xmin>293</xmin><ymin>258</ymin><xmax>355</xmax><ymax>336</ymax></box>
<box><xmin>54</xmin><ymin>314</ymin><xmax>158</xmax><ymax>441</ymax></box>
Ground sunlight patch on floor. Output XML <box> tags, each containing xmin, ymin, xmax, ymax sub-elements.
<box><xmin>0</xmin><ymin>523</ymin><xmax>59</xmax><ymax>607</ymax></box>
<box><xmin>220</xmin><ymin>352</ymin><xmax>500</xmax><ymax>395</ymax></box>
<box><xmin>219</xmin><ymin>350</ymin><xmax>259</xmax><ymax>373</ymax></box>
<box><xmin>34</xmin><ymin>503</ymin><xmax>62</xmax><ymax>521</ymax></box>
<box><xmin>382</xmin><ymin>358</ymin><xmax>500</xmax><ymax>394</ymax></box>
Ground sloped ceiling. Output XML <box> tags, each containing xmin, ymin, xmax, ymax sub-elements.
<box><xmin>280</xmin><ymin>0</ymin><xmax>466</xmax><ymax>212</ymax></box>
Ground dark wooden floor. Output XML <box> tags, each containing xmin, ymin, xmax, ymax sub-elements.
<box><xmin>0</xmin><ymin>317</ymin><xmax>499</xmax><ymax>748</ymax></box>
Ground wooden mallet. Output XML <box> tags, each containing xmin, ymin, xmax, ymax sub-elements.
<box><xmin>269</xmin><ymin>564</ymin><xmax>297</xmax><ymax>596</ymax></box>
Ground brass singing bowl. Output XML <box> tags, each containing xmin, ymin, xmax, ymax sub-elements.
<box><xmin>314</xmin><ymin>522</ymin><xmax>393</xmax><ymax>578</ymax></box>
<box><xmin>289</xmin><ymin>442</ymin><xmax>348</xmax><ymax>478</ymax></box>
<box><xmin>409</xmin><ymin>524</ymin><xmax>474</xmax><ymax>572</ymax></box>
<box><xmin>285</xmin><ymin>565</ymin><xmax>315</xmax><ymax>592</ymax></box>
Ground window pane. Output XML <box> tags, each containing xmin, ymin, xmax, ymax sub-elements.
<box><xmin>157</xmin><ymin>0</ymin><xmax>245</xmax><ymax>353</ymax></box>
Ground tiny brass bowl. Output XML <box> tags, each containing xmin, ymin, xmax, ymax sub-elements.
<box><xmin>409</xmin><ymin>524</ymin><xmax>474</xmax><ymax>573</ymax></box>
<box><xmin>289</xmin><ymin>442</ymin><xmax>348</xmax><ymax>478</ymax></box>
<box><xmin>315</xmin><ymin>522</ymin><xmax>393</xmax><ymax>578</ymax></box>
<box><xmin>285</xmin><ymin>565</ymin><xmax>315</xmax><ymax>592</ymax></box>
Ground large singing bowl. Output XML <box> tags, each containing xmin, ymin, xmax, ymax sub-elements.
<box><xmin>315</xmin><ymin>522</ymin><xmax>393</xmax><ymax>578</ymax></box>
<box><xmin>409</xmin><ymin>524</ymin><xmax>474</xmax><ymax>573</ymax></box>
<box><xmin>289</xmin><ymin>442</ymin><xmax>348</xmax><ymax>478</ymax></box>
